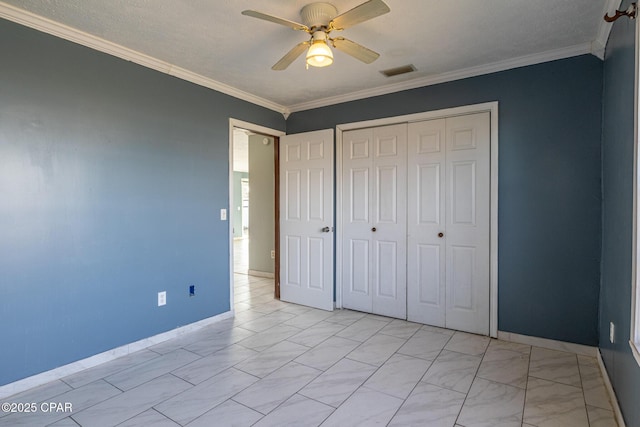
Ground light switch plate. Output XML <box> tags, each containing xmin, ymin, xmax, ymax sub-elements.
<box><xmin>220</xmin><ymin>209</ymin><xmax>227</xmax><ymax>221</ymax></box>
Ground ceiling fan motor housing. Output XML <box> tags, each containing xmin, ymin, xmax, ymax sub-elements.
<box><xmin>300</xmin><ymin>2</ymin><xmax>338</xmax><ymax>28</ymax></box>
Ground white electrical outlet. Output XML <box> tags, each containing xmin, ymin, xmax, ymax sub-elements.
<box><xmin>610</xmin><ymin>321</ymin><xmax>615</xmax><ymax>343</ymax></box>
<box><xmin>158</xmin><ymin>291</ymin><xmax>166</xmax><ymax>307</ymax></box>
<box><xmin>270</xmin><ymin>250</ymin><xmax>276</xmax><ymax>259</ymax></box>
<box><xmin>220</xmin><ymin>209</ymin><xmax>227</xmax><ymax>221</ymax></box>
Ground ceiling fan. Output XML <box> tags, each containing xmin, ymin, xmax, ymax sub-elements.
<box><xmin>242</xmin><ymin>0</ymin><xmax>390</xmax><ymax>70</ymax></box>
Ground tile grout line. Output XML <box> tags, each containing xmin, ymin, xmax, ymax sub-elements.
<box><xmin>576</xmin><ymin>352</ymin><xmax>594</xmax><ymax>427</ymax></box>
<box><xmin>451</xmin><ymin>336</ymin><xmax>490</xmax><ymax>427</ymax></box>
<box><xmin>381</xmin><ymin>345</ymin><xmax>436</xmax><ymax>426</ymax></box>
<box><xmin>521</xmin><ymin>342</ymin><xmax>532</xmax><ymax>426</ymax></box>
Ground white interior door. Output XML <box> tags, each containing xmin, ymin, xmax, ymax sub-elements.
<box><xmin>444</xmin><ymin>112</ymin><xmax>490</xmax><ymax>334</ymax></box>
<box><xmin>342</xmin><ymin>124</ymin><xmax>407</xmax><ymax>319</ymax></box>
<box><xmin>407</xmin><ymin>112</ymin><xmax>490</xmax><ymax>335</ymax></box>
<box><xmin>280</xmin><ymin>129</ymin><xmax>334</xmax><ymax>311</ymax></box>
<box><xmin>407</xmin><ymin>119</ymin><xmax>447</xmax><ymax>326</ymax></box>
<box><xmin>341</xmin><ymin>128</ymin><xmax>373</xmax><ymax>313</ymax></box>
<box><xmin>372</xmin><ymin>124</ymin><xmax>407</xmax><ymax>318</ymax></box>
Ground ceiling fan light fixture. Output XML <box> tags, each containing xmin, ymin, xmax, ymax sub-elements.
<box><xmin>243</xmin><ymin>0</ymin><xmax>390</xmax><ymax>70</ymax></box>
<box><xmin>306</xmin><ymin>40</ymin><xmax>333</xmax><ymax>67</ymax></box>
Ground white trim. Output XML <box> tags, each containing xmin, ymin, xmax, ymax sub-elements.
<box><xmin>228</xmin><ymin>119</ymin><xmax>285</xmax><ymax>312</ymax></box>
<box><xmin>1</xmin><ymin>0</ymin><xmax>601</xmax><ymax>116</ymax></box>
<box><xmin>631</xmin><ymin>340</ymin><xmax>640</xmax><ymax>369</ymax></box>
<box><xmin>597</xmin><ymin>350</ymin><xmax>628</xmax><ymax>427</ymax></box>
<box><xmin>632</xmin><ymin>4</ymin><xmax>640</xmax><ymax>367</ymax></box>
<box><xmin>288</xmin><ymin>44</ymin><xmax>592</xmax><ymax>113</ymax></box>
<box><xmin>335</xmin><ymin>131</ymin><xmax>344</xmax><ymax>310</ymax></box>
<box><xmin>0</xmin><ymin>2</ymin><xmax>287</xmax><ymax>115</ymax></box>
<box><xmin>0</xmin><ymin>310</ymin><xmax>233</xmax><ymax>399</ymax></box>
<box><xmin>490</xmin><ymin>106</ymin><xmax>499</xmax><ymax>337</ymax></box>
<box><xmin>592</xmin><ymin>0</ymin><xmax>624</xmax><ymax>60</ymax></box>
<box><xmin>497</xmin><ymin>331</ymin><xmax>598</xmax><ymax>357</ymax></box>
<box><xmin>229</xmin><ymin>119</ymin><xmax>286</xmax><ymax>140</ymax></box>
<box><xmin>335</xmin><ymin>102</ymin><xmax>499</xmax><ymax>338</ymax></box>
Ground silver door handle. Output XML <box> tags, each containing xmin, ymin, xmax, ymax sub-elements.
<box><xmin>321</xmin><ymin>226</ymin><xmax>331</xmax><ymax>233</ymax></box>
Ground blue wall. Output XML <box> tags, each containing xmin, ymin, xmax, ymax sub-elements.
<box><xmin>288</xmin><ymin>55</ymin><xmax>604</xmax><ymax>346</ymax></box>
<box><xmin>0</xmin><ymin>19</ymin><xmax>285</xmax><ymax>386</ymax></box>
<box><xmin>600</xmin><ymin>1</ymin><xmax>640</xmax><ymax>425</ymax></box>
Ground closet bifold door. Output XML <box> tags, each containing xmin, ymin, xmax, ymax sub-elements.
<box><xmin>444</xmin><ymin>113</ymin><xmax>490</xmax><ymax>335</ymax></box>
<box><xmin>342</xmin><ymin>127</ymin><xmax>374</xmax><ymax>314</ymax></box>
<box><xmin>407</xmin><ymin>112</ymin><xmax>490</xmax><ymax>335</ymax></box>
<box><xmin>342</xmin><ymin>124</ymin><xmax>407</xmax><ymax>319</ymax></box>
<box><xmin>407</xmin><ymin>119</ymin><xmax>447</xmax><ymax>327</ymax></box>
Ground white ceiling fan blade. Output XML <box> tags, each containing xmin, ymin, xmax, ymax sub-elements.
<box><xmin>242</xmin><ymin>10</ymin><xmax>309</xmax><ymax>32</ymax></box>
<box><xmin>332</xmin><ymin>37</ymin><xmax>380</xmax><ymax>64</ymax></box>
<box><xmin>330</xmin><ymin>0</ymin><xmax>390</xmax><ymax>30</ymax></box>
<box><xmin>272</xmin><ymin>42</ymin><xmax>310</xmax><ymax>70</ymax></box>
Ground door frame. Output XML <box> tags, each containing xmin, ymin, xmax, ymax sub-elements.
<box><xmin>228</xmin><ymin>118</ymin><xmax>285</xmax><ymax>310</ymax></box>
<box><xmin>335</xmin><ymin>102</ymin><xmax>499</xmax><ymax>337</ymax></box>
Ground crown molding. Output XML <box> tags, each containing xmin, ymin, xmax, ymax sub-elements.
<box><xmin>592</xmin><ymin>0</ymin><xmax>623</xmax><ymax>60</ymax></box>
<box><xmin>0</xmin><ymin>2</ymin><xmax>288</xmax><ymax>116</ymax></box>
<box><xmin>0</xmin><ymin>1</ymin><xmax>607</xmax><ymax>118</ymax></box>
<box><xmin>287</xmin><ymin>43</ymin><xmax>594</xmax><ymax>113</ymax></box>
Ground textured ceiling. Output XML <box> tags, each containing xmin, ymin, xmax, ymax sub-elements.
<box><xmin>0</xmin><ymin>0</ymin><xmax>613</xmax><ymax>113</ymax></box>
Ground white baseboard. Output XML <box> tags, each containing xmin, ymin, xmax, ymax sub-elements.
<box><xmin>597</xmin><ymin>350</ymin><xmax>627</xmax><ymax>427</ymax></box>
<box><xmin>0</xmin><ymin>310</ymin><xmax>233</xmax><ymax>400</ymax></box>
<box><xmin>247</xmin><ymin>270</ymin><xmax>275</xmax><ymax>279</ymax></box>
<box><xmin>497</xmin><ymin>331</ymin><xmax>598</xmax><ymax>357</ymax></box>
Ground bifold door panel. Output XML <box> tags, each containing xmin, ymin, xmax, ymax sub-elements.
<box><xmin>406</xmin><ymin>118</ymin><xmax>447</xmax><ymax>326</ymax></box>
<box><xmin>407</xmin><ymin>112</ymin><xmax>490</xmax><ymax>334</ymax></box>
<box><xmin>342</xmin><ymin>124</ymin><xmax>407</xmax><ymax>319</ymax></box>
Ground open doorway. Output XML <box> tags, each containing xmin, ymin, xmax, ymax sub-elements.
<box><xmin>232</xmin><ymin>128</ymin><xmax>276</xmax><ymax>278</ymax></box>
<box><xmin>230</xmin><ymin>122</ymin><xmax>282</xmax><ymax>312</ymax></box>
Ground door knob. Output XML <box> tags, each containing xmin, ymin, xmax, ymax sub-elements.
<box><xmin>372</xmin><ymin>227</ymin><xmax>377</xmax><ymax>232</ymax></box>
<box><xmin>321</xmin><ymin>226</ymin><xmax>331</xmax><ymax>233</ymax></box>
<box><xmin>438</xmin><ymin>232</ymin><xmax>444</xmax><ymax>238</ymax></box>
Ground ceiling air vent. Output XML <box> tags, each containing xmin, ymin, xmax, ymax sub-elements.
<box><xmin>380</xmin><ymin>64</ymin><xmax>416</xmax><ymax>77</ymax></box>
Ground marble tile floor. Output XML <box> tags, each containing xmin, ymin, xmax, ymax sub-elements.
<box><xmin>233</xmin><ymin>238</ymin><xmax>249</xmax><ymax>275</ymax></box>
<box><xmin>1</xmin><ymin>274</ymin><xmax>619</xmax><ymax>427</ymax></box>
